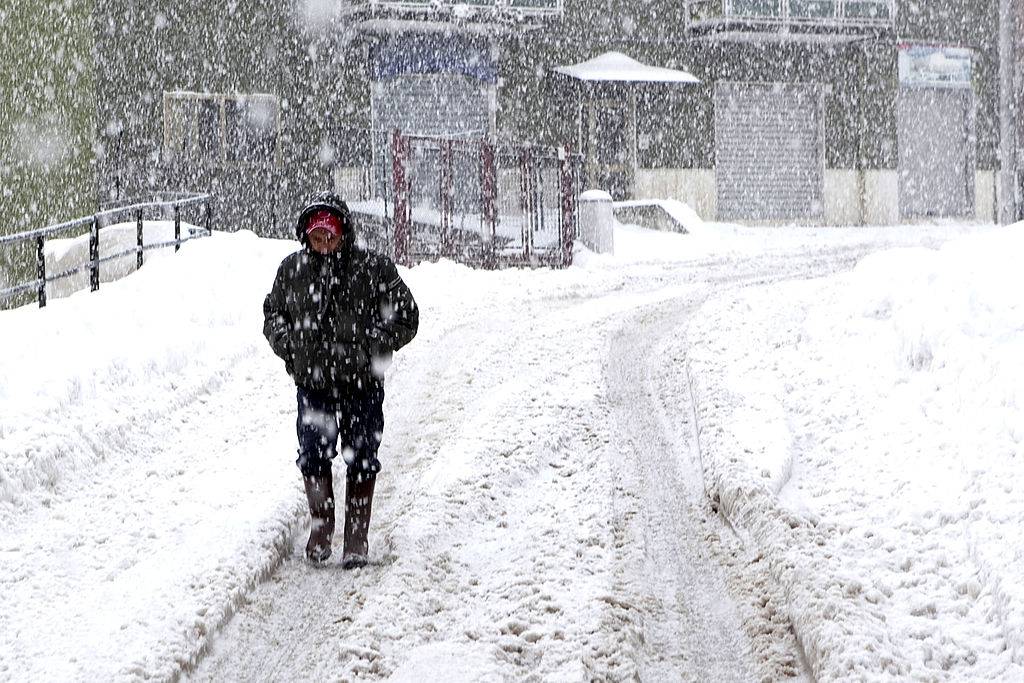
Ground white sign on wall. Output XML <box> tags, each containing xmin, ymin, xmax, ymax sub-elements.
<box><xmin>898</xmin><ymin>44</ymin><xmax>973</xmax><ymax>88</ymax></box>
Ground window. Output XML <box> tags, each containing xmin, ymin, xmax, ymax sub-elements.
<box><xmin>789</xmin><ymin>0</ymin><xmax>836</xmax><ymax>20</ymax></box>
<box><xmin>163</xmin><ymin>92</ymin><xmax>280</xmax><ymax>166</ymax></box>
<box><xmin>370</xmin><ymin>0</ymin><xmax>562</xmax><ymax>16</ymax></box>
<box><xmin>843</xmin><ymin>0</ymin><xmax>891</xmax><ymax>20</ymax></box>
<box><xmin>730</xmin><ymin>0</ymin><xmax>782</xmax><ymax>17</ymax></box>
<box><xmin>690</xmin><ymin>0</ymin><xmax>893</xmax><ymax>24</ymax></box>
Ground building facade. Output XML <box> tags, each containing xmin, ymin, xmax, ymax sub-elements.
<box><xmin>91</xmin><ymin>0</ymin><xmax>1016</xmax><ymax>232</ymax></box>
<box><xmin>1013</xmin><ymin>0</ymin><xmax>1024</xmax><ymax>220</ymax></box>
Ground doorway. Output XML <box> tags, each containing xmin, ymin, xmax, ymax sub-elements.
<box><xmin>585</xmin><ymin>99</ymin><xmax>636</xmax><ymax>200</ymax></box>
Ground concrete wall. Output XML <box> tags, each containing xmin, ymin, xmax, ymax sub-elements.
<box><xmin>634</xmin><ymin>169</ymin><xmax>716</xmax><ymax>222</ymax></box>
<box><xmin>633</xmin><ymin>167</ymin><xmax>921</xmax><ymax>226</ymax></box>
<box><xmin>976</xmin><ymin>170</ymin><xmax>997</xmax><ymax>222</ymax></box>
<box><xmin>824</xmin><ymin>170</ymin><xmax>863</xmax><ymax>226</ymax></box>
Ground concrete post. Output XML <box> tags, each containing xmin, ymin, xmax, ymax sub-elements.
<box><xmin>578</xmin><ymin>190</ymin><xmax>615</xmax><ymax>255</ymax></box>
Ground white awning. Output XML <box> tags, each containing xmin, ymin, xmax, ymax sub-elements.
<box><xmin>552</xmin><ymin>51</ymin><xmax>700</xmax><ymax>84</ymax></box>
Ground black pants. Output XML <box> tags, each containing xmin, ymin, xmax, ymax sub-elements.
<box><xmin>295</xmin><ymin>385</ymin><xmax>384</xmax><ymax>478</ymax></box>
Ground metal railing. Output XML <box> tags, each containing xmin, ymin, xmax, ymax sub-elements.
<box><xmin>387</xmin><ymin>132</ymin><xmax>582</xmax><ymax>269</ymax></box>
<box><xmin>0</xmin><ymin>193</ymin><xmax>213</xmax><ymax>308</ymax></box>
<box><xmin>689</xmin><ymin>0</ymin><xmax>895</xmax><ymax>27</ymax></box>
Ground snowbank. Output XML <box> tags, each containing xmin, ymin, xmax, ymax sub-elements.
<box><xmin>0</xmin><ymin>231</ymin><xmax>315</xmax><ymax>679</ymax></box>
<box><xmin>43</xmin><ymin>220</ymin><xmax>204</xmax><ymax>301</ymax></box>
<box><xmin>687</xmin><ymin>225</ymin><xmax>1024</xmax><ymax>679</ymax></box>
<box><xmin>0</xmin><ymin>230</ymin><xmax>283</xmax><ymax>506</ymax></box>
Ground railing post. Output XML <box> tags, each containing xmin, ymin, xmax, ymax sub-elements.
<box><xmin>481</xmin><ymin>140</ymin><xmax>497</xmax><ymax>268</ymax></box>
<box><xmin>205</xmin><ymin>200</ymin><xmax>212</xmax><ymax>236</ymax></box>
<box><xmin>439</xmin><ymin>139</ymin><xmax>453</xmax><ymax>259</ymax></box>
<box><xmin>519</xmin><ymin>149</ymin><xmax>532</xmax><ymax>260</ymax></box>
<box><xmin>391</xmin><ymin>130</ymin><xmax>411</xmax><ymax>267</ymax></box>
<box><xmin>174</xmin><ymin>205</ymin><xmax>181</xmax><ymax>252</ymax></box>
<box><xmin>535</xmin><ymin>160</ymin><xmax>544</xmax><ymax>236</ymax></box>
<box><xmin>559</xmin><ymin>145</ymin><xmax>576</xmax><ymax>268</ymax></box>
<box><xmin>36</xmin><ymin>235</ymin><xmax>46</xmax><ymax>308</ymax></box>
<box><xmin>136</xmin><ymin>209</ymin><xmax>144</xmax><ymax>270</ymax></box>
<box><xmin>90</xmin><ymin>216</ymin><xmax>100</xmax><ymax>292</ymax></box>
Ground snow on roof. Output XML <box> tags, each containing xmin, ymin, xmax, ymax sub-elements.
<box><xmin>552</xmin><ymin>51</ymin><xmax>700</xmax><ymax>84</ymax></box>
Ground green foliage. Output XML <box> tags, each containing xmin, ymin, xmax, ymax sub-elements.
<box><xmin>0</xmin><ymin>0</ymin><xmax>97</xmax><ymax>306</ymax></box>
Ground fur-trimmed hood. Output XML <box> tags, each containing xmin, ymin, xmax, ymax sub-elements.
<box><xmin>295</xmin><ymin>192</ymin><xmax>354</xmax><ymax>251</ymax></box>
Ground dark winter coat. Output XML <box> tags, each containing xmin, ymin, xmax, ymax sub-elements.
<box><xmin>262</xmin><ymin>194</ymin><xmax>419</xmax><ymax>395</ymax></box>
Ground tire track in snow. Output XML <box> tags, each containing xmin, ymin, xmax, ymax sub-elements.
<box><xmin>606</xmin><ymin>301</ymin><xmax>757</xmax><ymax>680</ymax></box>
<box><xmin>188</xmin><ymin>287</ymin><xmax>664</xmax><ymax>681</ymax></box>
<box><xmin>186</xmin><ymin>309</ymin><xmax>533</xmax><ymax>681</ymax></box>
<box><xmin>600</xmin><ymin>246</ymin><xmax>896</xmax><ymax>681</ymax></box>
<box><xmin>605</xmin><ymin>292</ymin><xmax>818</xmax><ymax>682</ymax></box>
<box><xmin>181</xmin><ymin>245</ymin><xmax>890</xmax><ymax>682</ymax></box>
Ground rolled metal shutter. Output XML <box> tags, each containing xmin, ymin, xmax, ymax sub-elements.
<box><xmin>370</xmin><ymin>73</ymin><xmax>491</xmax><ymax>202</ymax></box>
<box><xmin>715</xmin><ymin>83</ymin><xmax>825</xmax><ymax>222</ymax></box>
<box><xmin>372</xmin><ymin>73</ymin><xmax>489</xmax><ymax>139</ymax></box>
<box><xmin>897</xmin><ymin>88</ymin><xmax>973</xmax><ymax>219</ymax></box>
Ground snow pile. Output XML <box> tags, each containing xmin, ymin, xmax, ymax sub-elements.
<box><xmin>0</xmin><ymin>231</ymin><xmax>315</xmax><ymax>679</ymax></box>
<box><xmin>643</xmin><ymin>198</ymin><xmax>709</xmax><ymax>235</ymax></box>
<box><xmin>687</xmin><ymin>225</ymin><xmax>1024</xmax><ymax>679</ymax></box>
<box><xmin>611</xmin><ymin>198</ymin><xmax>993</xmax><ymax>258</ymax></box>
<box><xmin>0</xmin><ymin>230</ymin><xmax>282</xmax><ymax>506</ymax></box>
<box><xmin>43</xmin><ymin>220</ymin><xmax>203</xmax><ymax>300</ymax></box>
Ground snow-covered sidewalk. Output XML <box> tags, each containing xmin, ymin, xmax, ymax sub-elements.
<box><xmin>687</xmin><ymin>225</ymin><xmax>1024</xmax><ymax>680</ymax></box>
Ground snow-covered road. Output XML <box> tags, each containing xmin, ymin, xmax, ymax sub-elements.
<box><xmin>2</xmin><ymin>218</ymin><xmax>1014</xmax><ymax>682</ymax></box>
<box><xmin>186</xmin><ymin>244</ymin><xmax>896</xmax><ymax>682</ymax></box>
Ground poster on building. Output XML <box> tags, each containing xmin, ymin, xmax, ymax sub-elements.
<box><xmin>898</xmin><ymin>44</ymin><xmax>973</xmax><ymax>88</ymax></box>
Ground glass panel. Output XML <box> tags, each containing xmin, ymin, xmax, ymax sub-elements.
<box><xmin>843</xmin><ymin>0</ymin><xmax>890</xmax><ymax>19</ymax></box>
<box><xmin>225</xmin><ymin>97</ymin><xmax>278</xmax><ymax>164</ymax></box>
<box><xmin>715</xmin><ymin>0</ymin><xmax>892</xmax><ymax>21</ymax></box>
<box><xmin>594</xmin><ymin>105</ymin><xmax>630</xmax><ymax>166</ymax></box>
<box><xmin>163</xmin><ymin>97</ymin><xmax>195</xmax><ymax>162</ymax></box>
<box><xmin>729</xmin><ymin>0</ymin><xmax>782</xmax><ymax>17</ymax></box>
<box><xmin>508</xmin><ymin>0</ymin><xmax>560</xmax><ymax>7</ymax></box>
<box><xmin>789</xmin><ymin>0</ymin><xmax>837</xmax><ymax>19</ymax></box>
<box><xmin>196</xmin><ymin>99</ymin><xmax>221</xmax><ymax>161</ymax></box>
<box><xmin>374</xmin><ymin>0</ymin><xmax>561</xmax><ymax>8</ymax></box>
<box><xmin>689</xmin><ymin>0</ymin><xmax>725</xmax><ymax>21</ymax></box>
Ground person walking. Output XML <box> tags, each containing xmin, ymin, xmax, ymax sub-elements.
<box><xmin>262</xmin><ymin>192</ymin><xmax>419</xmax><ymax>568</ymax></box>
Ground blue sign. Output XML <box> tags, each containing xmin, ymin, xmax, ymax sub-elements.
<box><xmin>370</xmin><ymin>35</ymin><xmax>498</xmax><ymax>83</ymax></box>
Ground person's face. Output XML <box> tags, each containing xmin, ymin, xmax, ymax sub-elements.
<box><xmin>308</xmin><ymin>227</ymin><xmax>342</xmax><ymax>255</ymax></box>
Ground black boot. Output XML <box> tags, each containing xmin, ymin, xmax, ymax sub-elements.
<box><xmin>303</xmin><ymin>474</ymin><xmax>335</xmax><ymax>563</ymax></box>
<box><xmin>342</xmin><ymin>471</ymin><xmax>376</xmax><ymax>569</ymax></box>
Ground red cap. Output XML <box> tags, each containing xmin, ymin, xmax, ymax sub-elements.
<box><xmin>305</xmin><ymin>209</ymin><xmax>343</xmax><ymax>237</ymax></box>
